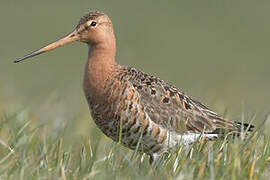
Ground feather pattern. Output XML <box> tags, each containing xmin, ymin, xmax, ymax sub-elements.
<box><xmin>119</xmin><ymin>67</ymin><xmax>254</xmax><ymax>136</ymax></box>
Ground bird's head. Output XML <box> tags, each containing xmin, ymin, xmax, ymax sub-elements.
<box><xmin>14</xmin><ymin>11</ymin><xmax>114</xmax><ymax>63</ymax></box>
<box><xmin>75</xmin><ymin>11</ymin><xmax>114</xmax><ymax>44</ymax></box>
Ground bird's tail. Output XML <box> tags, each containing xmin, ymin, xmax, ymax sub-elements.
<box><xmin>236</xmin><ymin>122</ymin><xmax>254</xmax><ymax>131</ymax></box>
<box><xmin>234</xmin><ymin>122</ymin><xmax>255</xmax><ymax>136</ymax></box>
<box><xmin>205</xmin><ymin>119</ymin><xmax>255</xmax><ymax>139</ymax></box>
<box><xmin>218</xmin><ymin>121</ymin><xmax>255</xmax><ymax>139</ymax></box>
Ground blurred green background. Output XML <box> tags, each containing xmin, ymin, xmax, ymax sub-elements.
<box><xmin>1</xmin><ymin>0</ymin><xmax>270</xmax><ymax>136</ymax></box>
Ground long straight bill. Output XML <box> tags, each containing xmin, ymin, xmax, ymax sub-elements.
<box><xmin>14</xmin><ymin>32</ymin><xmax>78</xmax><ymax>63</ymax></box>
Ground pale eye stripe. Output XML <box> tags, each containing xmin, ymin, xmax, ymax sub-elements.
<box><xmin>86</xmin><ymin>21</ymin><xmax>92</xmax><ymax>26</ymax></box>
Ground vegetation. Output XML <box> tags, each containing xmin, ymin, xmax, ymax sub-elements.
<box><xmin>0</xmin><ymin>107</ymin><xmax>269</xmax><ymax>179</ymax></box>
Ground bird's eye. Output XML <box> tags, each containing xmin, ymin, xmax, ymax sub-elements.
<box><xmin>90</xmin><ymin>21</ymin><xmax>97</xmax><ymax>27</ymax></box>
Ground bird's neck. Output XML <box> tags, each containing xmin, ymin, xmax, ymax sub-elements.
<box><xmin>83</xmin><ymin>38</ymin><xmax>118</xmax><ymax>99</ymax></box>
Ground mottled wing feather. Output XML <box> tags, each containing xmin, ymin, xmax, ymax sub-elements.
<box><xmin>123</xmin><ymin>67</ymin><xmax>239</xmax><ymax>135</ymax></box>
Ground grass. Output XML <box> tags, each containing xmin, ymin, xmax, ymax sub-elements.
<box><xmin>0</xmin><ymin>105</ymin><xmax>269</xmax><ymax>180</ymax></box>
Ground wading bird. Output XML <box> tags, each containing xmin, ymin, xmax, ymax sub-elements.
<box><xmin>14</xmin><ymin>11</ymin><xmax>254</xmax><ymax>164</ymax></box>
